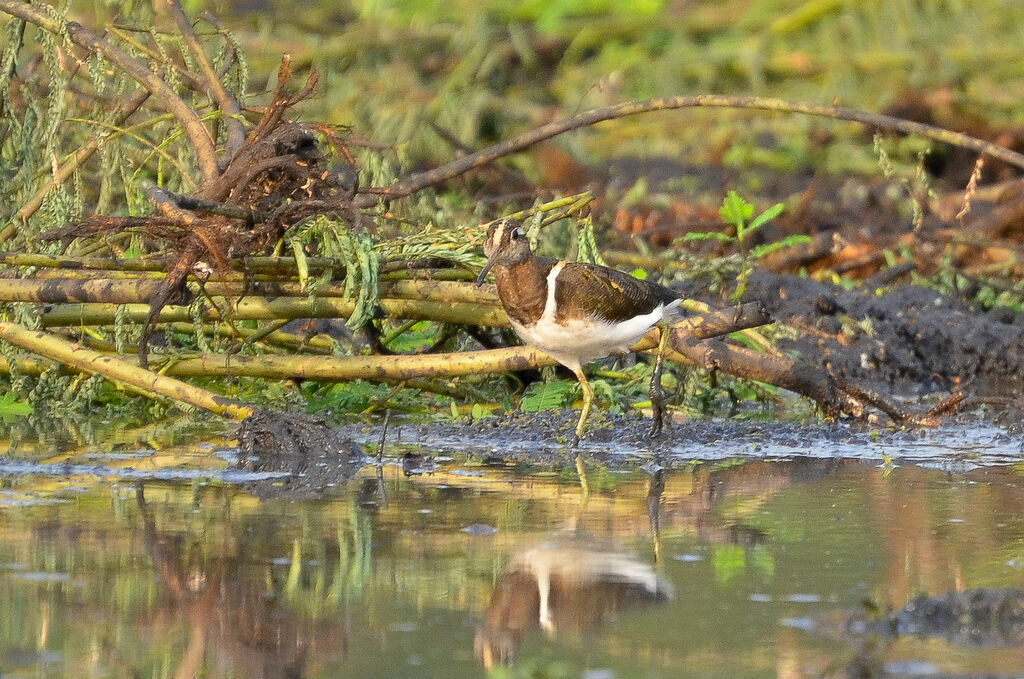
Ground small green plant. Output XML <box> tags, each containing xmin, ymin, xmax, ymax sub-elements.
<box><xmin>0</xmin><ymin>391</ymin><xmax>33</xmax><ymax>418</ymax></box>
<box><xmin>470</xmin><ymin>402</ymin><xmax>495</xmax><ymax>420</ymax></box>
<box><xmin>520</xmin><ymin>380</ymin><xmax>577</xmax><ymax>412</ymax></box>
<box><xmin>685</xmin><ymin>191</ymin><xmax>805</xmax><ymax>302</ymax></box>
<box><xmin>304</xmin><ymin>381</ymin><xmax>426</xmax><ymax>415</ymax></box>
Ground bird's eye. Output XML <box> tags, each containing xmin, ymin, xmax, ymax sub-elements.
<box><xmin>510</xmin><ymin>227</ymin><xmax>525</xmax><ymax>240</ymax></box>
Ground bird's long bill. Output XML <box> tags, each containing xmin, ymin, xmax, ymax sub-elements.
<box><xmin>475</xmin><ymin>253</ymin><xmax>499</xmax><ymax>287</ymax></box>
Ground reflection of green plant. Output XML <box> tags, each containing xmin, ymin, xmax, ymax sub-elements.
<box><xmin>283</xmin><ymin>501</ymin><xmax>373</xmax><ymax>619</ymax></box>
<box><xmin>712</xmin><ymin>544</ymin><xmax>746</xmax><ymax>584</ymax></box>
<box><xmin>685</xmin><ymin>192</ymin><xmax>804</xmax><ymax>303</ymax></box>
<box><xmin>712</xmin><ymin>543</ymin><xmax>775</xmax><ymax>584</ymax></box>
<box><xmin>489</xmin><ymin>656</ymin><xmax>573</xmax><ymax>679</ymax></box>
<box><xmin>750</xmin><ymin>545</ymin><xmax>776</xmax><ymax>578</ymax></box>
<box><xmin>881</xmin><ymin>452</ymin><xmax>895</xmax><ymax>479</ymax></box>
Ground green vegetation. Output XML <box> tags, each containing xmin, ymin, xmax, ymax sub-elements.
<box><xmin>0</xmin><ymin>390</ymin><xmax>31</xmax><ymax>418</ymax></box>
<box><xmin>0</xmin><ymin>0</ymin><xmax>1021</xmax><ymax>424</ymax></box>
<box><xmin>684</xmin><ymin>191</ymin><xmax>798</xmax><ymax>302</ymax></box>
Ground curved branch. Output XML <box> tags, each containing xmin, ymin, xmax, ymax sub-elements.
<box><xmin>669</xmin><ymin>332</ymin><xmax>938</xmax><ymax>426</ymax></box>
<box><xmin>370</xmin><ymin>95</ymin><xmax>1024</xmax><ymax>205</ymax></box>
<box><xmin>162</xmin><ymin>0</ymin><xmax>246</xmax><ymax>159</ymax></box>
<box><xmin>0</xmin><ymin>0</ymin><xmax>220</xmax><ymax>182</ymax></box>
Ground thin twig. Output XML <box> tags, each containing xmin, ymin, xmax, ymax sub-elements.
<box><xmin>366</xmin><ymin>95</ymin><xmax>1024</xmax><ymax>207</ymax></box>
<box><xmin>831</xmin><ymin>373</ymin><xmax>940</xmax><ymax>426</ymax></box>
<box><xmin>928</xmin><ymin>391</ymin><xmax>968</xmax><ymax>417</ymax></box>
<box><xmin>0</xmin><ymin>0</ymin><xmax>220</xmax><ymax>181</ymax></box>
<box><xmin>198</xmin><ymin>13</ymin><xmax>238</xmax><ymax>79</ymax></box>
<box><xmin>162</xmin><ymin>0</ymin><xmax>247</xmax><ymax>159</ymax></box>
<box><xmin>377</xmin><ymin>409</ymin><xmax>391</xmax><ymax>459</ymax></box>
<box><xmin>106</xmin><ymin>24</ymin><xmax>208</xmax><ymax>93</ymax></box>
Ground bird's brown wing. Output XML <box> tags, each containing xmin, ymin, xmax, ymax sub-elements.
<box><xmin>554</xmin><ymin>262</ymin><xmax>679</xmax><ymax>324</ymax></box>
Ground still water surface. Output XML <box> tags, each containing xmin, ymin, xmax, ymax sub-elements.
<box><xmin>1</xmin><ymin>422</ymin><xmax>1023</xmax><ymax>678</ymax></box>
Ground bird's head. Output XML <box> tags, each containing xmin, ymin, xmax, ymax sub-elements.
<box><xmin>475</xmin><ymin>218</ymin><xmax>532</xmax><ymax>286</ymax></box>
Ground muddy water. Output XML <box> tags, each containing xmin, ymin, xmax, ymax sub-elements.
<box><xmin>1</xmin><ymin>423</ymin><xmax>1023</xmax><ymax>678</ymax></box>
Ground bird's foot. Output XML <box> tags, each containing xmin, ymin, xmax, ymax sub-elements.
<box><xmin>646</xmin><ymin>410</ymin><xmax>664</xmax><ymax>439</ymax></box>
<box><xmin>647</xmin><ymin>362</ymin><xmax>666</xmax><ymax>440</ymax></box>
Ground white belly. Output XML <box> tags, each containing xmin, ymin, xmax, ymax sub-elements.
<box><xmin>510</xmin><ymin>299</ymin><xmax>677</xmax><ymax>369</ymax></box>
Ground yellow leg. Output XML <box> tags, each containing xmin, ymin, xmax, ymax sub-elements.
<box><xmin>570</xmin><ymin>365</ymin><xmax>594</xmax><ymax>446</ymax></box>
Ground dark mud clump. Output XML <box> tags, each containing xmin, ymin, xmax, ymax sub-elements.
<box><xmin>236</xmin><ymin>410</ymin><xmax>364</xmax><ymax>498</ymax></box>
<box><xmin>833</xmin><ymin>588</ymin><xmax>1024</xmax><ymax>679</ymax></box>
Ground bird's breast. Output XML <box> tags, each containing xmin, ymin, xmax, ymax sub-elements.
<box><xmin>494</xmin><ymin>261</ymin><xmax>550</xmax><ymax>327</ymax></box>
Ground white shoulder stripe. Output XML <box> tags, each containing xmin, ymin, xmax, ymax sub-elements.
<box><xmin>541</xmin><ymin>261</ymin><xmax>565</xmax><ymax>323</ymax></box>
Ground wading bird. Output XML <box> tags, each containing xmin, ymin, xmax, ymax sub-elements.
<box><xmin>476</xmin><ymin>218</ymin><xmax>681</xmax><ymax>445</ymax></box>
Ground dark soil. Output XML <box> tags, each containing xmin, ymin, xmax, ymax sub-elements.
<box><xmin>740</xmin><ymin>270</ymin><xmax>1024</xmax><ymax>399</ymax></box>
<box><xmin>556</xmin><ymin>146</ymin><xmax>1024</xmax><ymax>423</ymax></box>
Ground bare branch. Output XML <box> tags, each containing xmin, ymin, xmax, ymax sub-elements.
<box><xmin>0</xmin><ymin>321</ymin><xmax>253</xmax><ymax>419</ymax></box>
<box><xmin>161</xmin><ymin>0</ymin><xmax>247</xmax><ymax>159</ymax></box>
<box><xmin>146</xmin><ymin>186</ymin><xmax>264</xmax><ymax>223</ymax></box>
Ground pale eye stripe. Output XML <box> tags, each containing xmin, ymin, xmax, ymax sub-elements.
<box><xmin>491</xmin><ymin>221</ymin><xmax>506</xmax><ymax>249</ymax></box>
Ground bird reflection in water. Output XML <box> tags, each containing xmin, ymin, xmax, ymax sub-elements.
<box><xmin>475</xmin><ymin>542</ymin><xmax>674</xmax><ymax>667</ymax></box>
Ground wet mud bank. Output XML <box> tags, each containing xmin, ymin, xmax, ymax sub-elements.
<box><xmin>737</xmin><ymin>271</ymin><xmax>1024</xmax><ymax>402</ymax></box>
<box><xmin>339</xmin><ymin>411</ymin><xmax>1024</xmax><ymax>470</ymax></box>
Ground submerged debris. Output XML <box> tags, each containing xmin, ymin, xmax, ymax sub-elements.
<box><xmin>850</xmin><ymin>588</ymin><xmax>1024</xmax><ymax>647</ymax></box>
